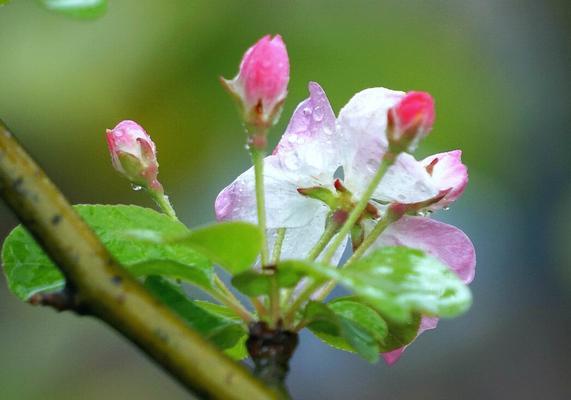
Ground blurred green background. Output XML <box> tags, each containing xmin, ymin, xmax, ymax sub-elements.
<box><xmin>1</xmin><ymin>0</ymin><xmax>570</xmax><ymax>399</ymax></box>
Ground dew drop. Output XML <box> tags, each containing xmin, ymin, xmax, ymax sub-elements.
<box><xmin>313</xmin><ymin>106</ymin><xmax>324</xmax><ymax>122</ymax></box>
<box><xmin>131</xmin><ymin>184</ymin><xmax>143</xmax><ymax>191</ymax></box>
<box><xmin>303</xmin><ymin>107</ymin><xmax>312</xmax><ymax>116</ymax></box>
<box><xmin>416</xmin><ymin>210</ymin><xmax>433</xmax><ymax>217</ymax></box>
<box><xmin>443</xmin><ymin>206</ymin><xmax>450</xmax><ymax>211</ymax></box>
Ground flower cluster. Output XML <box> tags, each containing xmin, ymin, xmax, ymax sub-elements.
<box><xmin>215</xmin><ymin>38</ymin><xmax>475</xmax><ymax>364</ymax></box>
<box><xmin>104</xmin><ymin>34</ymin><xmax>476</xmax><ymax>366</ymax></box>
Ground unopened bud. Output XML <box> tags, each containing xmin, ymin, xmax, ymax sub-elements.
<box><xmin>106</xmin><ymin>120</ymin><xmax>162</xmax><ymax>192</ymax></box>
<box><xmin>387</xmin><ymin>91</ymin><xmax>435</xmax><ymax>153</ymax></box>
<box><xmin>221</xmin><ymin>35</ymin><xmax>289</xmax><ymax>129</ymax></box>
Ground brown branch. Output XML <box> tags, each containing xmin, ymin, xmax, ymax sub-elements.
<box><xmin>0</xmin><ymin>120</ymin><xmax>278</xmax><ymax>400</ymax></box>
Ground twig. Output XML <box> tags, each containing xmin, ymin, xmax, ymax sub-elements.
<box><xmin>0</xmin><ymin>120</ymin><xmax>277</xmax><ymax>400</ymax></box>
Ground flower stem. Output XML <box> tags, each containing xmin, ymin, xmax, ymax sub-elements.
<box><xmin>312</xmin><ymin>211</ymin><xmax>399</xmax><ymax>303</ymax></box>
<box><xmin>345</xmin><ymin>212</ymin><xmax>395</xmax><ymax>266</ymax></box>
<box><xmin>212</xmin><ymin>275</ymin><xmax>254</xmax><ymax>323</ymax></box>
<box><xmin>307</xmin><ymin>220</ymin><xmax>339</xmax><ymax>261</ymax></box>
<box><xmin>271</xmin><ymin>228</ymin><xmax>286</xmax><ymax>264</ymax></box>
<box><xmin>149</xmin><ymin>190</ymin><xmax>178</xmax><ymax>220</ymax></box>
<box><xmin>283</xmin><ymin>280</ymin><xmax>322</xmax><ymax>327</ymax></box>
<box><xmin>321</xmin><ymin>153</ymin><xmax>395</xmax><ymax>264</ymax></box>
<box><xmin>250</xmin><ymin>148</ymin><xmax>270</xmax><ymax>265</ymax></box>
<box><xmin>250</xmin><ymin>147</ymin><xmax>280</xmax><ymax>325</ymax></box>
<box><xmin>281</xmin><ymin>222</ymin><xmax>339</xmax><ymax>309</ymax></box>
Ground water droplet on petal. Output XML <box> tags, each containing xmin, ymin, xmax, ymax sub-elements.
<box><xmin>416</xmin><ymin>209</ymin><xmax>433</xmax><ymax>217</ymax></box>
<box><xmin>443</xmin><ymin>206</ymin><xmax>450</xmax><ymax>211</ymax></box>
<box><xmin>303</xmin><ymin>107</ymin><xmax>312</xmax><ymax>116</ymax></box>
<box><xmin>313</xmin><ymin>106</ymin><xmax>324</xmax><ymax>122</ymax></box>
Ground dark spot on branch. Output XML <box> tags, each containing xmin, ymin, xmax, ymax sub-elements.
<box><xmin>116</xmin><ymin>293</ymin><xmax>126</xmax><ymax>304</ymax></box>
<box><xmin>154</xmin><ymin>328</ymin><xmax>169</xmax><ymax>343</ymax></box>
<box><xmin>225</xmin><ymin>372</ymin><xmax>235</xmax><ymax>385</ymax></box>
<box><xmin>51</xmin><ymin>214</ymin><xmax>62</xmax><ymax>225</ymax></box>
<box><xmin>111</xmin><ymin>275</ymin><xmax>123</xmax><ymax>285</ymax></box>
<box><xmin>13</xmin><ymin>177</ymin><xmax>23</xmax><ymax>189</ymax></box>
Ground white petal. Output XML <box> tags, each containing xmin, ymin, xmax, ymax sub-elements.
<box><xmin>372</xmin><ymin>153</ymin><xmax>440</xmax><ymax>203</ymax></box>
<box><xmin>338</xmin><ymin>87</ymin><xmax>405</xmax><ymax>184</ymax></box>
<box><xmin>273</xmin><ymin>82</ymin><xmax>340</xmax><ymax>181</ymax></box>
<box><xmin>215</xmin><ymin>155</ymin><xmax>329</xmax><ymax>229</ymax></box>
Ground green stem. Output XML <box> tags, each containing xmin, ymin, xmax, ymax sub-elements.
<box><xmin>283</xmin><ymin>280</ymin><xmax>322</xmax><ymax>327</ymax></box>
<box><xmin>0</xmin><ymin>120</ymin><xmax>277</xmax><ymax>400</ymax></box>
<box><xmin>321</xmin><ymin>153</ymin><xmax>395</xmax><ymax>264</ymax></box>
<box><xmin>250</xmin><ymin>148</ymin><xmax>279</xmax><ymax>324</ymax></box>
<box><xmin>271</xmin><ymin>228</ymin><xmax>286</xmax><ymax>264</ymax></box>
<box><xmin>213</xmin><ymin>275</ymin><xmax>254</xmax><ymax>323</ymax></box>
<box><xmin>314</xmin><ymin>209</ymin><xmax>402</xmax><ymax>304</ymax></box>
<box><xmin>250</xmin><ymin>148</ymin><xmax>270</xmax><ymax>265</ymax></box>
<box><xmin>269</xmin><ymin>228</ymin><xmax>285</xmax><ymax>327</ymax></box>
<box><xmin>150</xmin><ymin>190</ymin><xmax>178</xmax><ymax>220</ymax></box>
<box><xmin>281</xmin><ymin>222</ymin><xmax>339</xmax><ymax>309</ymax></box>
<box><xmin>345</xmin><ymin>215</ymin><xmax>393</xmax><ymax>265</ymax></box>
<box><xmin>307</xmin><ymin>220</ymin><xmax>339</xmax><ymax>261</ymax></box>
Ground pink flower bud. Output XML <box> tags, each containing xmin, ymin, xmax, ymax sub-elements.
<box><xmin>106</xmin><ymin>120</ymin><xmax>162</xmax><ymax>191</ymax></box>
<box><xmin>222</xmin><ymin>35</ymin><xmax>289</xmax><ymax>128</ymax></box>
<box><xmin>387</xmin><ymin>91</ymin><xmax>435</xmax><ymax>152</ymax></box>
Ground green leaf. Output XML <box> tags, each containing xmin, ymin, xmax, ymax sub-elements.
<box><xmin>1</xmin><ymin>205</ymin><xmax>211</xmax><ymax>300</ymax></box>
<box><xmin>144</xmin><ymin>276</ymin><xmax>247</xmax><ymax>354</ymax></box>
<box><xmin>304</xmin><ymin>301</ymin><xmax>381</xmax><ymax>363</ymax></box>
<box><xmin>329</xmin><ymin>296</ymin><xmax>421</xmax><ymax>352</ymax></box>
<box><xmin>172</xmin><ymin>222</ymin><xmax>262</xmax><ymax>274</ymax></box>
<box><xmin>281</xmin><ymin>246</ymin><xmax>472</xmax><ymax>322</ymax></box>
<box><xmin>193</xmin><ymin>300</ymin><xmax>244</xmax><ymax>322</ymax></box>
<box><xmin>125</xmin><ymin>260</ymin><xmax>213</xmax><ymax>294</ymax></box>
<box><xmin>231</xmin><ymin>268</ymin><xmax>304</xmax><ymax>297</ymax></box>
<box><xmin>38</xmin><ymin>0</ymin><xmax>107</xmax><ymax>19</ymax></box>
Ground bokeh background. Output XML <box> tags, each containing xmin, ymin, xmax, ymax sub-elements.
<box><xmin>1</xmin><ymin>0</ymin><xmax>570</xmax><ymax>399</ymax></box>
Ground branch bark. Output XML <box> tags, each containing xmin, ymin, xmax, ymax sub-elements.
<box><xmin>0</xmin><ymin>120</ymin><xmax>278</xmax><ymax>400</ymax></box>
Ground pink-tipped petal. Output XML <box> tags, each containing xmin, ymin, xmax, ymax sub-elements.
<box><xmin>215</xmin><ymin>155</ymin><xmax>329</xmax><ymax>229</ymax></box>
<box><xmin>375</xmin><ymin>216</ymin><xmax>476</xmax><ymax>283</ymax></box>
<box><xmin>375</xmin><ymin>217</ymin><xmax>475</xmax><ymax>365</ymax></box>
<box><xmin>382</xmin><ymin>348</ymin><xmax>405</xmax><ymax>365</ymax></box>
<box><xmin>422</xmin><ymin>150</ymin><xmax>468</xmax><ymax>210</ymax></box>
<box><xmin>375</xmin><ymin>216</ymin><xmax>476</xmax><ymax>365</ymax></box>
<box><xmin>382</xmin><ymin>316</ymin><xmax>439</xmax><ymax>365</ymax></box>
<box><xmin>368</xmin><ymin>153</ymin><xmax>440</xmax><ymax>204</ymax></box>
<box><xmin>272</xmin><ymin>82</ymin><xmax>340</xmax><ymax>179</ymax></box>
